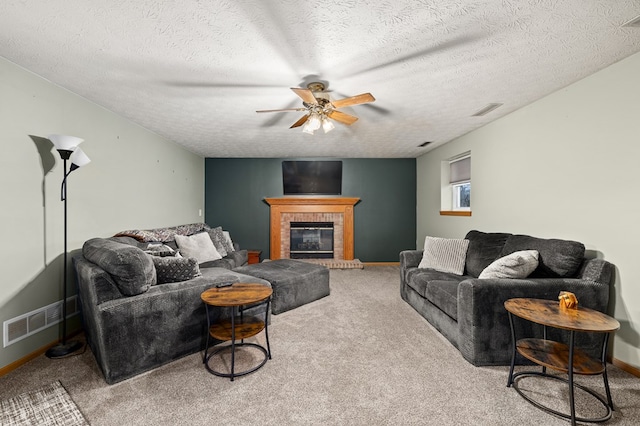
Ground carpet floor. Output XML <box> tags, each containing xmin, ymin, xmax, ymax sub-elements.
<box><xmin>1</xmin><ymin>266</ymin><xmax>638</xmax><ymax>425</ymax></box>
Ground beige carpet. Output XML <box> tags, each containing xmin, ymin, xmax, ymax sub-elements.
<box><xmin>1</xmin><ymin>266</ymin><xmax>639</xmax><ymax>425</ymax></box>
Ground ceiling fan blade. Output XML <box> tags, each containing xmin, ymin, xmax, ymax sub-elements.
<box><xmin>291</xmin><ymin>87</ymin><xmax>318</xmax><ymax>105</ymax></box>
<box><xmin>327</xmin><ymin>110</ymin><xmax>359</xmax><ymax>125</ymax></box>
<box><xmin>256</xmin><ymin>108</ymin><xmax>307</xmax><ymax>113</ymax></box>
<box><xmin>290</xmin><ymin>114</ymin><xmax>310</xmax><ymax>128</ymax></box>
<box><xmin>330</xmin><ymin>93</ymin><xmax>376</xmax><ymax>109</ymax></box>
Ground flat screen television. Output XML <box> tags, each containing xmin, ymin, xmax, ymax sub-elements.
<box><xmin>282</xmin><ymin>160</ymin><xmax>342</xmax><ymax>195</ymax></box>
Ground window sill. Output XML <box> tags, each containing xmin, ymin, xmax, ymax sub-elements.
<box><xmin>440</xmin><ymin>211</ymin><xmax>472</xmax><ymax>217</ymax></box>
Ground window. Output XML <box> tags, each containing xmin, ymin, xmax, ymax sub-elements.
<box><xmin>452</xmin><ymin>181</ymin><xmax>471</xmax><ymax>210</ymax></box>
<box><xmin>440</xmin><ymin>153</ymin><xmax>471</xmax><ymax>216</ymax></box>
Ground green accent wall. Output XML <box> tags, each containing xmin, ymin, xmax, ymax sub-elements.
<box><xmin>205</xmin><ymin>158</ymin><xmax>416</xmax><ymax>262</ymax></box>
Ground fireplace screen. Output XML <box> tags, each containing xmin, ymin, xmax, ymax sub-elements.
<box><xmin>289</xmin><ymin>222</ymin><xmax>334</xmax><ymax>259</ymax></box>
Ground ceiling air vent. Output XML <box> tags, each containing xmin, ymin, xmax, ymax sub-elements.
<box><xmin>622</xmin><ymin>15</ymin><xmax>640</xmax><ymax>27</ymax></box>
<box><xmin>418</xmin><ymin>141</ymin><xmax>432</xmax><ymax>147</ymax></box>
<box><xmin>472</xmin><ymin>103</ymin><xmax>503</xmax><ymax>117</ymax></box>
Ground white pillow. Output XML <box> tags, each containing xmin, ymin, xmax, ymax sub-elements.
<box><xmin>478</xmin><ymin>250</ymin><xmax>539</xmax><ymax>279</ymax></box>
<box><xmin>222</xmin><ymin>230</ymin><xmax>235</xmax><ymax>253</ymax></box>
<box><xmin>418</xmin><ymin>236</ymin><xmax>470</xmax><ymax>275</ymax></box>
<box><xmin>174</xmin><ymin>232</ymin><xmax>222</xmax><ymax>264</ymax></box>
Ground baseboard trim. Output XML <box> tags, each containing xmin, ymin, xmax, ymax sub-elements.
<box><xmin>0</xmin><ymin>331</ymin><xmax>83</xmax><ymax>378</ymax></box>
<box><xmin>3</xmin><ymin>330</ymin><xmax>638</xmax><ymax>380</ymax></box>
<box><xmin>612</xmin><ymin>357</ymin><xmax>640</xmax><ymax>378</ymax></box>
<box><xmin>362</xmin><ymin>262</ymin><xmax>400</xmax><ymax>266</ymax></box>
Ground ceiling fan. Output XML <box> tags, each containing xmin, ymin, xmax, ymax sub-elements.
<box><xmin>256</xmin><ymin>82</ymin><xmax>375</xmax><ymax>134</ymax></box>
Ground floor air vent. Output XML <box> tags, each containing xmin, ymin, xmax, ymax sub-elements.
<box><xmin>3</xmin><ymin>296</ymin><xmax>78</xmax><ymax>347</ymax></box>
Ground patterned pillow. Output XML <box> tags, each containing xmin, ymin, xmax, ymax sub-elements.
<box><xmin>207</xmin><ymin>227</ymin><xmax>228</xmax><ymax>257</ymax></box>
<box><xmin>418</xmin><ymin>236</ymin><xmax>470</xmax><ymax>275</ymax></box>
<box><xmin>175</xmin><ymin>232</ymin><xmax>222</xmax><ymax>264</ymax></box>
<box><xmin>151</xmin><ymin>256</ymin><xmax>201</xmax><ymax>284</ymax></box>
<box><xmin>478</xmin><ymin>250</ymin><xmax>539</xmax><ymax>279</ymax></box>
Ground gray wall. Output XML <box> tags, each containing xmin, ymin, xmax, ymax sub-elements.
<box><xmin>0</xmin><ymin>57</ymin><xmax>205</xmax><ymax>370</ymax></box>
<box><xmin>416</xmin><ymin>52</ymin><xmax>640</xmax><ymax>370</ymax></box>
<box><xmin>205</xmin><ymin>158</ymin><xmax>416</xmax><ymax>262</ymax></box>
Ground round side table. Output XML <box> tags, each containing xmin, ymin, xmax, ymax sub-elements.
<box><xmin>201</xmin><ymin>283</ymin><xmax>272</xmax><ymax>381</ymax></box>
<box><xmin>505</xmin><ymin>298</ymin><xmax>620</xmax><ymax>425</ymax></box>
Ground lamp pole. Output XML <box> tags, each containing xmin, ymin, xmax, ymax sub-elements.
<box><xmin>46</xmin><ymin>136</ymin><xmax>89</xmax><ymax>359</ymax></box>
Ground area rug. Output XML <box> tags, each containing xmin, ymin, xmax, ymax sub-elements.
<box><xmin>298</xmin><ymin>258</ymin><xmax>364</xmax><ymax>269</ymax></box>
<box><xmin>0</xmin><ymin>381</ymin><xmax>88</xmax><ymax>426</ymax></box>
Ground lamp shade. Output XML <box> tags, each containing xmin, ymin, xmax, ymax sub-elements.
<box><xmin>302</xmin><ymin>122</ymin><xmax>315</xmax><ymax>135</ymax></box>
<box><xmin>307</xmin><ymin>114</ymin><xmax>322</xmax><ymax>131</ymax></box>
<box><xmin>69</xmin><ymin>147</ymin><xmax>91</xmax><ymax>170</ymax></box>
<box><xmin>48</xmin><ymin>134</ymin><xmax>84</xmax><ymax>151</ymax></box>
<box><xmin>322</xmin><ymin>118</ymin><xmax>335</xmax><ymax>133</ymax></box>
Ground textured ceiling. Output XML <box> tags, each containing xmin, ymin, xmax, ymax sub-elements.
<box><xmin>2</xmin><ymin>1</ymin><xmax>640</xmax><ymax>158</ymax></box>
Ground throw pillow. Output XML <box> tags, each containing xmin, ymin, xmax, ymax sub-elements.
<box><xmin>418</xmin><ymin>236</ymin><xmax>470</xmax><ymax>275</ymax></box>
<box><xmin>151</xmin><ymin>256</ymin><xmax>201</xmax><ymax>284</ymax></box>
<box><xmin>478</xmin><ymin>250</ymin><xmax>539</xmax><ymax>279</ymax></box>
<box><xmin>463</xmin><ymin>230</ymin><xmax>512</xmax><ymax>277</ymax></box>
<box><xmin>500</xmin><ymin>235</ymin><xmax>585</xmax><ymax>278</ymax></box>
<box><xmin>222</xmin><ymin>230</ymin><xmax>235</xmax><ymax>253</ymax></box>
<box><xmin>207</xmin><ymin>226</ymin><xmax>228</xmax><ymax>257</ymax></box>
<box><xmin>144</xmin><ymin>243</ymin><xmax>177</xmax><ymax>257</ymax></box>
<box><xmin>82</xmin><ymin>238</ymin><xmax>156</xmax><ymax>296</ymax></box>
<box><xmin>174</xmin><ymin>232</ymin><xmax>222</xmax><ymax>264</ymax></box>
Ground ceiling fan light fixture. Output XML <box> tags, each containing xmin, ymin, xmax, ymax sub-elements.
<box><xmin>302</xmin><ymin>117</ymin><xmax>316</xmax><ymax>135</ymax></box>
<box><xmin>307</xmin><ymin>113</ymin><xmax>322</xmax><ymax>131</ymax></box>
<box><xmin>322</xmin><ymin>117</ymin><xmax>335</xmax><ymax>133</ymax></box>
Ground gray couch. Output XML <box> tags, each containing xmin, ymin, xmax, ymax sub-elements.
<box><xmin>74</xmin><ymin>223</ymin><xmax>271</xmax><ymax>384</ymax></box>
<box><xmin>400</xmin><ymin>230</ymin><xmax>615</xmax><ymax>366</ymax></box>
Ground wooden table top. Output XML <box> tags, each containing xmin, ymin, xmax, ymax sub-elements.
<box><xmin>504</xmin><ymin>298</ymin><xmax>620</xmax><ymax>333</ymax></box>
<box><xmin>201</xmin><ymin>283</ymin><xmax>272</xmax><ymax>307</ymax></box>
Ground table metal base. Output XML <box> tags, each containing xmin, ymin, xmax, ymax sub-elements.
<box><xmin>511</xmin><ymin>371</ymin><xmax>613</xmax><ymax>423</ymax></box>
<box><xmin>204</xmin><ymin>342</ymin><xmax>270</xmax><ymax>381</ymax></box>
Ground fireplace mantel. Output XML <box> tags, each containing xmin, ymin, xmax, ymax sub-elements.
<box><xmin>265</xmin><ymin>197</ymin><xmax>360</xmax><ymax>260</ymax></box>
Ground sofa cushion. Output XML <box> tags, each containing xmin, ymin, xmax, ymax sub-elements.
<box><xmin>425</xmin><ymin>280</ymin><xmax>460</xmax><ymax>321</ymax></box>
<box><xmin>82</xmin><ymin>238</ymin><xmax>156</xmax><ymax>296</ymax></box>
<box><xmin>200</xmin><ymin>258</ymin><xmax>235</xmax><ymax>270</ymax></box>
<box><xmin>464</xmin><ymin>230</ymin><xmax>511</xmax><ymax>278</ymax></box>
<box><xmin>418</xmin><ymin>236</ymin><xmax>469</xmax><ymax>275</ymax></box>
<box><xmin>478</xmin><ymin>250</ymin><xmax>539</xmax><ymax>279</ymax></box>
<box><xmin>175</xmin><ymin>232</ymin><xmax>222</xmax><ymax>264</ymax></box>
<box><xmin>405</xmin><ymin>268</ymin><xmax>467</xmax><ymax>298</ymax></box>
<box><xmin>500</xmin><ymin>235</ymin><xmax>585</xmax><ymax>278</ymax></box>
<box><xmin>151</xmin><ymin>256</ymin><xmax>201</xmax><ymax>284</ymax></box>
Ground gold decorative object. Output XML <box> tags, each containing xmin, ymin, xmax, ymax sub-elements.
<box><xmin>558</xmin><ymin>291</ymin><xmax>578</xmax><ymax>309</ymax></box>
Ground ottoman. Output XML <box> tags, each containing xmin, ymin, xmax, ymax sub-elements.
<box><xmin>234</xmin><ymin>259</ymin><xmax>330</xmax><ymax>314</ymax></box>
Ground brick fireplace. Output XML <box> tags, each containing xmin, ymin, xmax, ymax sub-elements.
<box><xmin>264</xmin><ymin>197</ymin><xmax>359</xmax><ymax>260</ymax></box>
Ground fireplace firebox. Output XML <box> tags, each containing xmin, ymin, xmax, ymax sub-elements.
<box><xmin>289</xmin><ymin>222</ymin><xmax>334</xmax><ymax>259</ymax></box>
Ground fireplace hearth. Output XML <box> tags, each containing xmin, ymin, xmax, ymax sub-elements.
<box><xmin>290</xmin><ymin>222</ymin><xmax>334</xmax><ymax>259</ymax></box>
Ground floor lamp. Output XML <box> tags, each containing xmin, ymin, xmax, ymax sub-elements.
<box><xmin>46</xmin><ymin>134</ymin><xmax>91</xmax><ymax>359</ymax></box>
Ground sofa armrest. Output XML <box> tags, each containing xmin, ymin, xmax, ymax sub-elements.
<box><xmin>456</xmin><ymin>277</ymin><xmax>610</xmax><ymax>366</ymax></box>
<box><xmin>399</xmin><ymin>250</ymin><xmax>423</xmax><ymax>287</ymax></box>
<box><xmin>400</xmin><ymin>250</ymin><xmax>423</xmax><ymax>270</ymax></box>
<box><xmin>576</xmin><ymin>258</ymin><xmax>615</xmax><ymax>286</ymax></box>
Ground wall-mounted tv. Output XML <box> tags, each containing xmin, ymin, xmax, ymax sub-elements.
<box><xmin>282</xmin><ymin>160</ymin><xmax>342</xmax><ymax>195</ymax></box>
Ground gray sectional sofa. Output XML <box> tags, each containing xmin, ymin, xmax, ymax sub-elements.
<box><xmin>400</xmin><ymin>230</ymin><xmax>615</xmax><ymax>366</ymax></box>
<box><xmin>74</xmin><ymin>223</ymin><xmax>272</xmax><ymax>384</ymax></box>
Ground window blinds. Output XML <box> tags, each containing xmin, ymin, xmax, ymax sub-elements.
<box><xmin>449</xmin><ymin>157</ymin><xmax>470</xmax><ymax>184</ymax></box>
